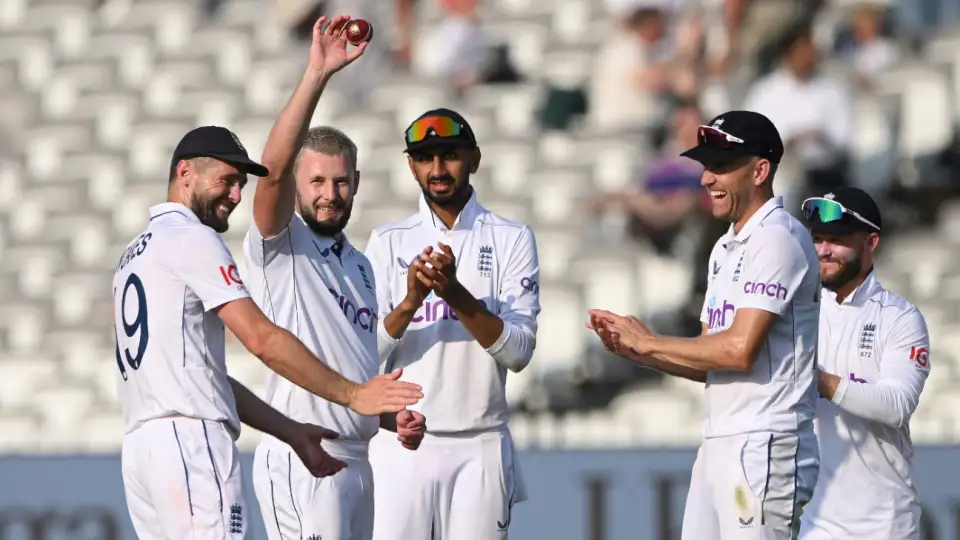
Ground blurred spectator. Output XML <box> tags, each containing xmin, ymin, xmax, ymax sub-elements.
<box><xmin>743</xmin><ymin>21</ymin><xmax>853</xmax><ymax>199</ymax></box>
<box><xmin>587</xmin><ymin>103</ymin><xmax>708</xmax><ymax>255</ymax></box>
<box><xmin>847</xmin><ymin>2</ymin><xmax>901</xmax><ymax>89</ymax></box>
<box><xmin>591</xmin><ymin>6</ymin><xmax>684</xmax><ymax>129</ymax></box>
<box><xmin>394</xmin><ymin>0</ymin><xmax>416</xmax><ymax>68</ymax></box>
<box><xmin>894</xmin><ymin>0</ymin><xmax>960</xmax><ymax>49</ymax></box>
<box><xmin>722</xmin><ymin>0</ymin><xmax>824</xmax><ymax>77</ymax></box>
<box><xmin>420</xmin><ymin>0</ymin><xmax>486</xmax><ymax>94</ymax></box>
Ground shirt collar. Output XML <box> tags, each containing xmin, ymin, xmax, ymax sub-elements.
<box><xmin>418</xmin><ymin>188</ymin><xmax>485</xmax><ymax>232</ymax></box>
<box><xmin>149</xmin><ymin>202</ymin><xmax>201</xmax><ymax>223</ymax></box>
<box><xmin>293</xmin><ymin>213</ymin><xmax>354</xmax><ymax>258</ymax></box>
<box><xmin>825</xmin><ymin>270</ymin><xmax>883</xmax><ymax>307</ymax></box>
<box><xmin>723</xmin><ymin>196</ymin><xmax>784</xmax><ymax>246</ymax></box>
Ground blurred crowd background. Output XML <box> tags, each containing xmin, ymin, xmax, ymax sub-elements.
<box><xmin>3</xmin><ymin>0</ymin><xmax>960</xmax><ymax>457</ymax></box>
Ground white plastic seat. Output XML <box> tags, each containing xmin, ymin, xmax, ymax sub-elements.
<box><xmin>0</xmin><ymin>355</ymin><xmax>58</xmax><ymax>410</ymax></box>
<box><xmin>535</xmin><ymin>230</ymin><xmax>578</xmax><ymax>282</ymax></box>
<box><xmin>35</xmin><ymin>386</ymin><xmax>97</xmax><ymax>434</ymax></box>
<box><xmin>0</xmin><ymin>414</ymin><xmax>40</xmax><ymax>453</ymax></box>
<box><xmin>898</xmin><ymin>72</ymin><xmax>951</xmax><ymax>159</ymax></box>
<box><xmin>533</xmin><ymin>286</ymin><xmax>584</xmax><ymax>375</ymax></box>
<box><xmin>83</xmin><ymin>412</ymin><xmax>126</xmax><ymax>452</ymax></box>
<box><xmin>579</xmin><ymin>257</ymin><xmax>636</xmax><ymax>314</ymax></box>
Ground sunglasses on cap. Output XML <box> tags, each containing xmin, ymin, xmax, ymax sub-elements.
<box><xmin>697</xmin><ymin>125</ymin><xmax>745</xmax><ymax>149</ymax></box>
<box><xmin>406</xmin><ymin>116</ymin><xmax>462</xmax><ymax>144</ymax></box>
<box><xmin>801</xmin><ymin>197</ymin><xmax>881</xmax><ymax>232</ymax></box>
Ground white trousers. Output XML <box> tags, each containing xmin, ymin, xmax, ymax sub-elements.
<box><xmin>369</xmin><ymin>428</ymin><xmax>526</xmax><ymax>540</ymax></box>
<box><xmin>252</xmin><ymin>438</ymin><xmax>374</xmax><ymax>540</ymax></box>
<box><xmin>122</xmin><ymin>417</ymin><xmax>247</xmax><ymax>540</ymax></box>
<box><xmin>681</xmin><ymin>431</ymin><xmax>820</xmax><ymax>540</ymax></box>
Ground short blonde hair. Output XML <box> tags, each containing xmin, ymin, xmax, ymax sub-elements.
<box><xmin>299</xmin><ymin>126</ymin><xmax>358</xmax><ymax>171</ymax></box>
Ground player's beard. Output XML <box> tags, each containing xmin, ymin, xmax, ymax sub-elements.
<box><xmin>820</xmin><ymin>250</ymin><xmax>863</xmax><ymax>291</ymax></box>
<box><xmin>189</xmin><ymin>191</ymin><xmax>230</xmax><ymax>233</ymax></box>
<box><xmin>420</xmin><ymin>173</ymin><xmax>472</xmax><ymax>207</ymax></box>
<box><xmin>300</xmin><ymin>198</ymin><xmax>353</xmax><ymax>237</ymax></box>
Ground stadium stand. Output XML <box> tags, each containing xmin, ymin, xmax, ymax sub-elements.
<box><xmin>2</xmin><ymin>0</ymin><xmax>960</xmax><ymax>454</ymax></box>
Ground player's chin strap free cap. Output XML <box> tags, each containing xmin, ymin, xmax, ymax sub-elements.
<box><xmin>801</xmin><ymin>187</ymin><xmax>882</xmax><ymax>235</ymax></box>
<box><xmin>680</xmin><ymin>110</ymin><xmax>785</xmax><ymax>167</ymax></box>
<box><xmin>403</xmin><ymin>108</ymin><xmax>478</xmax><ymax>154</ymax></box>
<box><xmin>170</xmin><ymin>126</ymin><xmax>269</xmax><ymax>177</ymax></box>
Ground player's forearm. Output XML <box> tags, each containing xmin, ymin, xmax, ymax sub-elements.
<box><xmin>646</xmin><ymin>332</ymin><xmax>750</xmax><ymax>372</ymax></box>
<box><xmin>443</xmin><ymin>282</ymin><xmax>504</xmax><ymax>349</ymax></box>
<box><xmin>383</xmin><ymin>300</ymin><xmax>419</xmax><ymax>340</ymax></box>
<box><xmin>259</xmin><ymin>325</ymin><xmax>357</xmax><ymax>408</ymax></box>
<box><xmin>821</xmin><ymin>370</ymin><xmax>916</xmax><ymax>428</ymax></box>
<box><xmin>228</xmin><ymin>377</ymin><xmax>299</xmax><ymax>444</ymax></box>
<box><xmin>255</xmin><ymin>68</ymin><xmax>331</xmax><ymax>235</ymax></box>
<box><xmin>624</xmin><ymin>350</ymin><xmax>707</xmax><ymax>382</ymax></box>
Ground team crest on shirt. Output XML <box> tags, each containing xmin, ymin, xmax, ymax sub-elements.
<box><xmin>859</xmin><ymin>323</ymin><xmax>876</xmax><ymax>358</ymax></box>
<box><xmin>229</xmin><ymin>504</ymin><xmax>243</xmax><ymax>534</ymax></box>
<box><xmin>477</xmin><ymin>245</ymin><xmax>493</xmax><ymax>277</ymax></box>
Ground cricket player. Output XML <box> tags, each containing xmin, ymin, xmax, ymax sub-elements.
<box><xmin>798</xmin><ymin>188</ymin><xmax>930</xmax><ymax>539</ymax></box>
<box><xmin>115</xmin><ymin>123</ymin><xmax>423</xmax><ymax>540</ymax></box>
<box><xmin>366</xmin><ymin>109</ymin><xmax>541</xmax><ymax>540</ymax></box>
<box><xmin>589</xmin><ymin>110</ymin><xmax>821</xmax><ymax>539</ymax></box>
<box><xmin>242</xmin><ymin>15</ymin><xmax>427</xmax><ymax>540</ymax></box>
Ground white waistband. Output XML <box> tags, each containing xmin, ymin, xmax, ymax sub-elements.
<box><xmin>260</xmin><ymin>433</ymin><xmax>369</xmax><ymax>459</ymax></box>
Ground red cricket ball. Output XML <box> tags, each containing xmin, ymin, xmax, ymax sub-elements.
<box><xmin>345</xmin><ymin>19</ymin><xmax>373</xmax><ymax>46</ymax></box>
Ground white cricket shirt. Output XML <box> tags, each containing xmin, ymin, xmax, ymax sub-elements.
<box><xmin>700</xmin><ymin>196</ymin><xmax>821</xmax><ymax>438</ymax></box>
<box><xmin>113</xmin><ymin>203</ymin><xmax>249</xmax><ymax>436</ymax></box>
<box><xmin>365</xmin><ymin>191</ymin><xmax>541</xmax><ymax>433</ymax></box>
<box><xmin>802</xmin><ymin>272</ymin><xmax>930</xmax><ymax>539</ymax></box>
<box><xmin>243</xmin><ymin>213</ymin><xmax>381</xmax><ymax>445</ymax></box>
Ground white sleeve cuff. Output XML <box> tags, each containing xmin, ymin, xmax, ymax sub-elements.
<box><xmin>376</xmin><ymin>319</ymin><xmax>401</xmax><ymax>362</ymax></box>
<box><xmin>830</xmin><ymin>375</ymin><xmax>850</xmax><ymax>406</ymax></box>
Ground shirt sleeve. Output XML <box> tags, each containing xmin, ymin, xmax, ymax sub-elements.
<box><xmin>831</xmin><ymin>309</ymin><xmax>931</xmax><ymax>428</ymax></box>
<box><xmin>486</xmin><ymin>226</ymin><xmax>541</xmax><ymax>372</ymax></box>
<box><xmin>364</xmin><ymin>230</ymin><xmax>401</xmax><ymax>362</ymax></box>
<box><xmin>171</xmin><ymin>228</ymin><xmax>251</xmax><ymax>311</ymax></box>
<box><xmin>737</xmin><ymin>226</ymin><xmax>810</xmax><ymax>316</ymax></box>
<box><xmin>243</xmin><ymin>218</ymin><xmax>293</xmax><ymax>268</ymax></box>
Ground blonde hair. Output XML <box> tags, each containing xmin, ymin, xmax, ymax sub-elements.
<box><xmin>299</xmin><ymin>126</ymin><xmax>358</xmax><ymax>171</ymax></box>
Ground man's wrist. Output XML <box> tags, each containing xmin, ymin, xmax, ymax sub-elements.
<box><xmin>303</xmin><ymin>68</ymin><xmax>332</xmax><ymax>89</ymax></box>
<box><xmin>441</xmin><ymin>281</ymin><xmax>470</xmax><ymax>308</ymax></box>
<box><xmin>398</xmin><ymin>296</ymin><xmax>423</xmax><ymax>314</ymax></box>
<box><xmin>274</xmin><ymin>417</ymin><xmax>302</xmax><ymax>446</ymax></box>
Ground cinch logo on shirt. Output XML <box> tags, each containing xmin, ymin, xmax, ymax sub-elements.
<box><xmin>742</xmin><ymin>281</ymin><xmax>787</xmax><ymax>300</ymax></box>
<box><xmin>326</xmin><ymin>287</ymin><xmax>377</xmax><ymax>333</ymax></box>
<box><xmin>412</xmin><ymin>292</ymin><xmax>460</xmax><ymax>323</ymax></box>
<box><xmin>706</xmin><ymin>297</ymin><xmax>736</xmax><ymax>330</ymax></box>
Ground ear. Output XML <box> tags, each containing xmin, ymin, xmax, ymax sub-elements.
<box><xmin>753</xmin><ymin>159</ymin><xmax>771</xmax><ymax>188</ymax></box>
<box><xmin>469</xmin><ymin>148</ymin><xmax>481</xmax><ymax>174</ymax></box>
<box><xmin>407</xmin><ymin>155</ymin><xmax>416</xmax><ymax>176</ymax></box>
<box><xmin>175</xmin><ymin>159</ymin><xmax>192</xmax><ymax>189</ymax></box>
<box><xmin>867</xmin><ymin>232</ymin><xmax>880</xmax><ymax>254</ymax></box>
<box><xmin>353</xmin><ymin>170</ymin><xmax>361</xmax><ymax>194</ymax></box>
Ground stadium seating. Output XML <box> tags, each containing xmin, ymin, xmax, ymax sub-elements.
<box><xmin>2</xmin><ymin>0</ymin><xmax>960</xmax><ymax>454</ymax></box>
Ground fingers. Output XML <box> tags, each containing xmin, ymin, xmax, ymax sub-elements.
<box><xmin>320</xmin><ymin>427</ymin><xmax>340</xmax><ymax>439</ymax></box>
<box><xmin>323</xmin><ymin>14</ymin><xmax>350</xmax><ymax>37</ymax></box>
<box><xmin>416</xmin><ymin>271</ymin><xmax>435</xmax><ymax>289</ymax></box>
<box><xmin>313</xmin><ymin>16</ymin><xmax>327</xmax><ymax>41</ymax></box>
<box><xmin>347</xmin><ymin>41</ymin><xmax>368</xmax><ymax>61</ymax></box>
<box><xmin>375</xmin><ymin>368</ymin><xmax>403</xmax><ymax>381</ymax></box>
<box><xmin>310</xmin><ymin>454</ymin><xmax>348</xmax><ymax>478</ymax></box>
<box><xmin>437</xmin><ymin>242</ymin><xmax>453</xmax><ymax>256</ymax></box>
